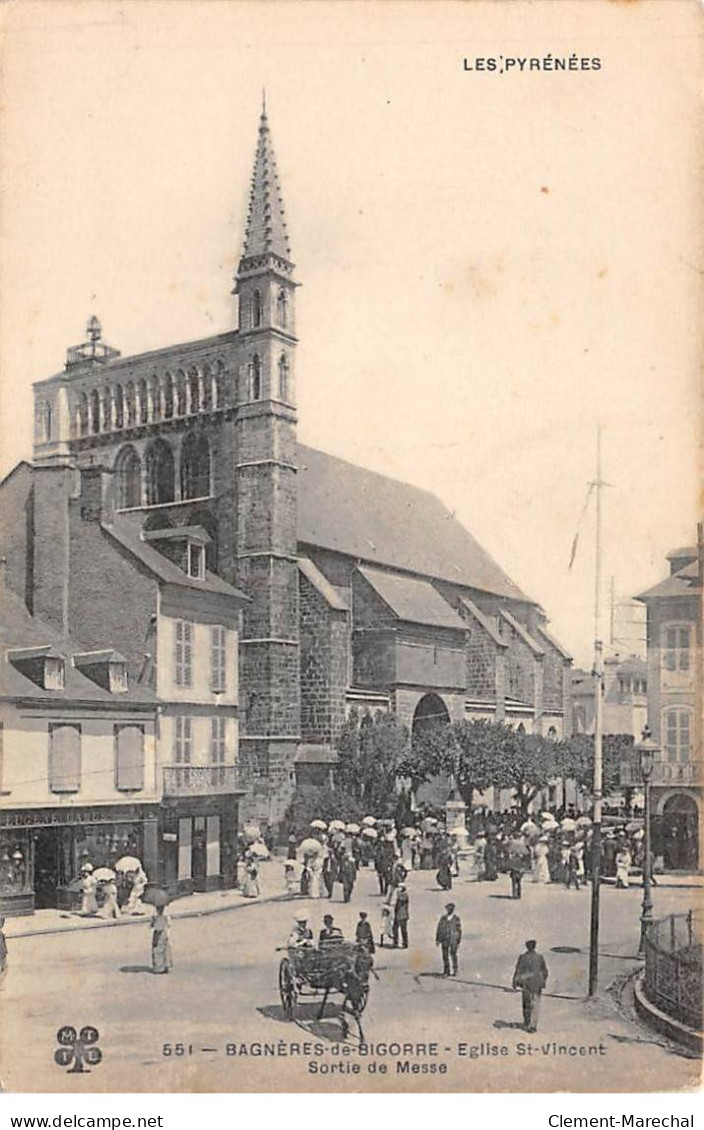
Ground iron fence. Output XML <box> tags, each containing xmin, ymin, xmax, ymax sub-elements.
<box><xmin>644</xmin><ymin>910</ymin><xmax>703</xmax><ymax>1031</ymax></box>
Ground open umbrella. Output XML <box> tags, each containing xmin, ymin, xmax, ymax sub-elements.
<box><xmin>345</xmin><ymin>823</ymin><xmax>361</xmax><ymax>834</ymax></box>
<box><xmin>362</xmin><ymin>816</ymin><xmax>377</xmax><ymax>826</ymax></box>
<box><xmin>362</xmin><ymin>827</ymin><xmax>378</xmax><ymax>839</ymax></box>
<box><xmin>114</xmin><ymin>855</ymin><xmax>142</xmax><ymax>872</ymax></box>
<box><xmin>242</xmin><ymin>824</ymin><xmax>261</xmax><ymax>842</ymax></box>
<box><xmin>247</xmin><ymin>841</ymin><xmax>270</xmax><ymax>859</ymax></box>
<box><xmin>299</xmin><ymin>837</ymin><xmax>323</xmax><ymax>855</ymax></box>
<box><xmin>520</xmin><ymin>821</ymin><xmax>538</xmax><ymax>834</ymax></box>
<box><xmin>328</xmin><ymin>820</ymin><xmax>346</xmax><ymax>832</ymax></box>
<box><xmin>143</xmin><ymin>887</ymin><xmax>171</xmax><ymax>909</ymax></box>
<box><xmin>561</xmin><ymin>818</ymin><xmax>577</xmax><ymax>831</ymax></box>
<box><xmin>310</xmin><ymin>820</ymin><xmax>327</xmax><ymax>831</ymax></box>
<box><xmin>576</xmin><ymin>816</ymin><xmax>592</xmax><ymax>827</ymax></box>
<box><xmin>93</xmin><ymin>867</ymin><xmax>116</xmax><ymax>882</ymax></box>
<box><xmin>401</xmin><ymin>827</ymin><xmax>419</xmax><ymax>837</ymax></box>
<box><xmin>540</xmin><ymin>812</ymin><xmax>554</xmax><ymax>821</ymax></box>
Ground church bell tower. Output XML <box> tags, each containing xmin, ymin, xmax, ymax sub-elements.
<box><xmin>233</xmin><ymin>101</ymin><xmax>300</xmax><ymax>822</ymax></box>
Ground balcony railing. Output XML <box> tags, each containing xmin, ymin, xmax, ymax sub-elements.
<box><xmin>163</xmin><ymin>764</ymin><xmax>241</xmax><ymax>797</ymax></box>
<box><xmin>620</xmin><ymin>760</ymin><xmax>702</xmax><ymax>787</ymax></box>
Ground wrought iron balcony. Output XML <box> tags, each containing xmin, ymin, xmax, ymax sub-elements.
<box><xmin>162</xmin><ymin>764</ymin><xmax>242</xmax><ymax>797</ymax></box>
<box><xmin>620</xmin><ymin>759</ymin><xmax>701</xmax><ymax>787</ymax></box>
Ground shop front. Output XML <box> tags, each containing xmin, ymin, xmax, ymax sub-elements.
<box><xmin>0</xmin><ymin>805</ymin><xmax>159</xmax><ymax>916</ymax></box>
<box><xmin>159</xmin><ymin>796</ymin><xmax>240</xmax><ymax>896</ymax></box>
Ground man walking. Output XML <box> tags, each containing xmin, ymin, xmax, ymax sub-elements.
<box><xmin>392</xmin><ymin>883</ymin><xmax>410</xmax><ymax>948</ymax></box>
<box><xmin>340</xmin><ymin>851</ymin><xmax>357</xmax><ymax>903</ymax></box>
<box><xmin>512</xmin><ymin>939</ymin><xmax>548</xmax><ymax>1033</ymax></box>
<box><xmin>435</xmin><ymin>902</ymin><xmax>462</xmax><ymax>977</ymax></box>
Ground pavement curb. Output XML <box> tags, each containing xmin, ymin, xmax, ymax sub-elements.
<box><xmin>6</xmin><ymin>890</ymin><xmax>292</xmax><ymax>941</ymax></box>
<box><xmin>633</xmin><ymin>971</ymin><xmax>703</xmax><ymax>1054</ymax></box>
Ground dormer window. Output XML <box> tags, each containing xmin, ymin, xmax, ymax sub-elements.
<box><xmin>7</xmin><ymin>646</ymin><xmax>66</xmax><ymax>690</ymax></box>
<box><xmin>73</xmin><ymin>650</ymin><xmax>129</xmax><ymax>694</ymax></box>
<box><xmin>188</xmin><ymin>542</ymin><xmax>205</xmax><ymax>580</ymax></box>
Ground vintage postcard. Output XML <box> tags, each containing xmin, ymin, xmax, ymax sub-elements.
<box><xmin>0</xmin><ymin>0</ymin><xmax>701</xmax><ymax>1095</ymax></box>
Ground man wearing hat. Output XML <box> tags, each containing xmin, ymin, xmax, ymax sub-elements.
<box><xmin>319</xmin><ymin>914</ymin><xmax>344</xmax><ymax>946</ymax></box>
<box><xmin>288</xmin><ymin>916</ymin><xmax>314</xmax><ymax>948</ymax></box>
<box><xmin>512</xmin><ymin>939</ymin><xmax>549</xmax><ymax>1032</ymax></box>
<box><xmin>392</xmin><ymin>883</ymin><xmax>410</xmax><ymax>949</ymax></box>
<box><xmin>435</xmin><ymin>903</ymin><xmax>462</xmax><ymax>977</ymax></box>
<box><xmin>355</xmin><ymin>911</ymin><xmax>375</xmax><ymax>953</ymax></box>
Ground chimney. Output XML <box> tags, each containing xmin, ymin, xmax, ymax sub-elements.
<box><xmin>79</xmin><ymin>463</ymin><xmax>115</xmax><ymax>524</ymax></box>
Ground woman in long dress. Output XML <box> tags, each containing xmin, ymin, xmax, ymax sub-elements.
<box><xmin>380</xmin><ymin>886</ymin><xmax>397</xmax><ymax>948</ymax></box>
<box><xmin>102</xmin><ymin>880</ymin><xmax>121</xmax><ymax>919</ymax></box>
<box><xmin>151</xmin><ymin>912</ymin><xmax>173</xmax><ymax>974</ymax></box>
<box><xmin>80</xmin><ymin>867</ymin><xmax>99</xmax><ymax>915</ymax></box>
<box><xmin>242</xmin><ymin>858</ymin><xmax>260</xmax><ymax>898</ymax></box>
<box><xmin>533</xmin><ymin>837</ymin><xmax>550</xmax><ymax>884</ymax></box>
<box><xmin>615</xmin><ymin>846</ymin><xmax>631</xmax><ymax>889</ymax></box>
<box><xmin>308</xmin><ymin>852</ymin><xmax>324</xmax><ymax>899</ymax></box>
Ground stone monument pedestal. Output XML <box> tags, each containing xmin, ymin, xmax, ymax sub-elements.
<box><xmin>445</xmin><ymin>797</ymin><xmax>471</xmax><ymax>857</ymax></box>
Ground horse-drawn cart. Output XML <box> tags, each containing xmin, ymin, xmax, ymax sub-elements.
<box><xmin>278</xmin><ymin>941</ymin><xmax>372</xmax><ymax>1038</ymax></box>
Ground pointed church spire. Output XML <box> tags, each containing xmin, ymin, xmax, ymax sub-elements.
<box><xmin>240</xmin><ymin>100</ymin><xmax>291</xmax><ymax>267</ymax></box>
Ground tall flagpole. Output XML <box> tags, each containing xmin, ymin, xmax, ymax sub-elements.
<box><xmin>588</xmin><ymin>425</ymin><xmax>604</xmax><ymax>997</ymax></box>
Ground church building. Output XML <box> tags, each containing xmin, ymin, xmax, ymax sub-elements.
<box><xmin>1</xmin><ymin>105</ymin><xmax>573</xmax><ymax>833</ymax></box>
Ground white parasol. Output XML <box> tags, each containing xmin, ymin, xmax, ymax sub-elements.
<box><xmin>345</xmin><ymin>823</ymin><xmax>361</xmax><ymax>834</ymax></box>
<box><xmin>114</xmin><ymin>856</ymin><xmax>142</xmax><ymax>872</ymax></box>
<box><xmin>247</xmin><ymin>842</ymin><xmax>270</xmax><ymax>859</ymax></box>
<box><xmin>561</xmin><ymin>818</ymin><xmax>577</xmax><ymax>831</ymax></box>
<box><xmin>401</xmin><ymin>827</ymin><xmax>419</xmax><ymax>837</ymax></box>
<box><xmin>310</xmin><ymin>819</ymin><xmax>327</xmax><ymax>831</ymax></box>
<box><xmin>299</xmin><ymin>837</ymin><xmax>323</xmax><ymax>855</ymax></box>
<box><xmin>362</xmin><ymin>816</ymin><xmax>377</xmax><ymax>826</ymax></box>
<box><xmin>362</xmin><ymin>827</ymin><xmax>378</xmax><ymax>839</ymax></box>
<box><xmin>328</xmin><ymin>820</ymin><xmax>346</xmax><ymax>832</ymax></box>
<box><xmin>521</xmin><ymin>820</ymin><xmax>538</xmax><ymax>834</ymax></box>
<box><xmin>242</xmin><ymin>824</ymin><xmax>261</xmax><ymax>842</ymax></box>
<box><xmin>93</xmin><ymin>867</ymin><xmax>116</xmax><ymax>881</ymax></box>
<box><xmin>576</xmin><ymin>816</ymin><xmax>592</xmax><ymax>827</ymax></box>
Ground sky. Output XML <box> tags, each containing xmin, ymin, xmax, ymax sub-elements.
<box><xmin>0</xmin><ymin>1</ymin><xmax>701</xmax><ymax>667</ymax></box>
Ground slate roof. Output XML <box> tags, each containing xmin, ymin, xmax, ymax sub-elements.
<box><xmin>635</xmin><ymin>560</ymin><xmax>701</xmax><ymax>602</ymax></box>
<box><xmin>357</xmin><ymin>565</ymin><xmax>466</xmax><ymax>631</ymax></box>
<box><xmin>297</xmin><ymin>445</ymin><xmax>529</xmax><ymax>603</ymax></box>
<box><xmin>459</xmin><ymin>597</ymin><xmax>506</xmax><ymax>648</ymax></box>
<box><xmin>0</xmin><ymin>588</ymin><xmax>153</xmax><ymax>705</ymax></box>
<box><xmin>104</xmin><ymin>516</ymin><xmax>248</xmax><ymax>602</ymax></box>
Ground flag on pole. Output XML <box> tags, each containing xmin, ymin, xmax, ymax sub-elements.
<box><xmin>568</xmin><ymin>482</ymin><xmax>595</xmax><ymax>571</ymax></box>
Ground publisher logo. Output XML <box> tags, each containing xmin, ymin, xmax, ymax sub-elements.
<box><xmin>54</xmin><ymin>1025</ymin><xmax>102</xmax><ymax>1073</ymax></box>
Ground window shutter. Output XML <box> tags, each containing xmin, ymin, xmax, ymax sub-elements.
<box><xmin>115</xmin><ymin>725</ymin><xmax>145</xmax><ymax>791</ymax></box>
<box><xmin>49</xmin><ymin>724</ymin><xmax>81</xmax><ymax>792</ymax></box>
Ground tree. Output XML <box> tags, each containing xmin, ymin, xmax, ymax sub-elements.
<box><xmin>335</xmin><ymin>708</ymin><xmax>410</xmax><ymax>817</ymax></box>
<box><xmin>558</xmin><ymin>733</ymin><xmax>634</xmax><ymax>798</ymax></box>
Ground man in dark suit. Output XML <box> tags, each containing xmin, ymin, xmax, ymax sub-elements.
<box><xmin>393</xmin><ymin>883</ymin><xmax>410</xmax><ymax>948</ymax></box>
<box><xmin>512</xmin><ymin>939</ymin><xmax>549</xmax><ymax>1032</ymax></box>
<box><xmin>435</xmin><ymin>902</ymin><xmax>462</xmax><ymax>976</ymax></box>
<box><xmin>340</xmin><ymin>852</ymin><xmax>358</xmax><ymax>903</ymax></box>
<box><xmin>355</xmin><ymin>911</ymin><xmax>375</xmax><ymax>953</ymax></box>
<box><xmin>319</xmin><ymin>914</ymin><xmax>344</xmax><ymax>946</ymax></box>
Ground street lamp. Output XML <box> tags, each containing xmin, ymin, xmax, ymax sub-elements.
<box><xmin>635</xmin><ymin>725</ymin><xmax>659</xmax><ymax>956</ymax></box>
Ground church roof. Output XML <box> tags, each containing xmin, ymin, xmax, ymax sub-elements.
<box><xmin>358</xmin><ymin>565</ymin><xmax>467</xmax><ymax>631</ymax></box>
<box><xmin>297</xmin><ymin>445</ymin><xmax>531</xmax><ymax>603</ymax></box>
<box><xmin>240</xmin><ymin>104</ymin><xmax>291</xmax><ymax>264</ymax></box>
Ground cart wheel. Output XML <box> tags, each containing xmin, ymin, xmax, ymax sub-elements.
<box><xmin>279</xmin><ymin>958</ymin><xmax>297</xmax><ymax>1020</ymax></box>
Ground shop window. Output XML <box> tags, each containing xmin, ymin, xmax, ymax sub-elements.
<box><xmin>0</xmin><ymin>832</ymin><xmax>30</xmax><ymax>896</ymax></box>
<box><xmin>49</xmin><ymin>723</ymin><xmax>81</xmax><ymax>793</ymax></box>
<box><xmin>663</xmin><ymin>624</ymin><xmax>691</xmax><ymax>672</ymax></box>
<box><xmin>115</xmin><ymin>724</ymin><xmax>145</xmax><ymax>791</ymax></box>
<box><xmin>174</xmin><ymin>716</ymin><xmax>193</xmax><ymax>764</ymax></box>
<box><xmin>175</xmin><ymin>620</ymin><xmax>193</xmax><ymax>687</ymax></box>
<box><xmin>210</xmin><ymin>716</ymin><xmax>226</xmax><ymax>764</ymax></box>
<box><xmin>663</xmin><ymin>708</ymin><xmax>692</xmax><ymax>763</ymax></box>
<box><xmin>211</xmin><ymin>626</ymin><xmax>226</xmax><ymax>692</ymax></box>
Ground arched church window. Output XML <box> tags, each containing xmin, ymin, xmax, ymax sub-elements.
<box><xmin>277</xmin><ymin>288</ymin><xmax>288</xmax><ymax>328</ymax></box>
<box><xmin>115</xmin><ymin>445</ymin><xmax>142</xmax><ymax>510</ymax></box>
<box><xmin>278</xmin><ymin>353</ymin><xmax>290</xmax><ymax>402</ymax></box>
<box><xmin>175</xmin><ymin>371</ymin><xmax>187</xmax><ymax>416</ymax></box>
<box><xmin>90</xmin><ymin>389</ymin><xmax>101</xmax><ymax>434</ymax></box>
<box><xmin>145</xmin><ymin>439</ymin><xmax>175</xmax><ymax>505</ymax></box>
<box><xmin>163</xmin><ymin>373</ymin><xmax>174</xmax><ymax>419</ymax></box>
<box><xmin>252</xmin><ymin>290</ymin><xmax>263</xmax><ymax>328</ymax></box>
<box><xmin>114</xmin><ymin>385</ymin><xmax>124</xmax><ymax>429</ymax></box>
<box><xmin>149</xmin><ymin>374</ymin><xmax>161</xmax><ymax>421</ymax></box>
<box><xmin>188</xmin><ymin>367</ymin><xmax>200</xmax><ymax>414</ymax></box>
<box><xmin>138</xmin><ymin>378</ymin><xmax>149</xmax><ymax>424</ymax></box>
<box><xmin>180</xmin><ymin>432</ymin><xmax>211</xmax><ymax>500</ymax></box>
<box><xmin>125</xmin><ymin>382</ymin><xmax>136</xmax><ymax>427</ymax></box>
<box><xmin>78</xmin><ymin>392</ymin><xmax>89</xmax><ymax>437</ymax></box>
<box><xmin>251</xmin><ymin>355</ymin><xmax>262</xmax><ymax>401</ymax></box>
<box><xmin>202</xmin><ymin>363</ymin><xmax>212</xmax><ymax>412</ymax></box>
